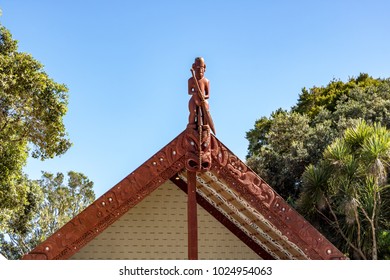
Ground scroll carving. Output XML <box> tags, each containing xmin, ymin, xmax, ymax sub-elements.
<box><xmin>209</xmin><ymin>134</ymin><xmax>346</xmax><ymax>260</ymax></box>
<box><xmin>22</xmin><ymin>131</ymin><xmax>188</xmax><ymax>260</ymax></box>
<box><xmin>211</xmin><ymin>136</ymin><xmax>275</xmax><ymax>208</ymax></box>
<box><xmin>184</xmin><ymin>124</ymin><xmax>212</xmax><ymax>172</ymax></box>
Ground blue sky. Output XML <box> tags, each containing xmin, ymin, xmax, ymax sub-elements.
<box><xmin>1</xmin><ymin>0</ymin><xmax>389</xmax><ymax>197</ymax></box>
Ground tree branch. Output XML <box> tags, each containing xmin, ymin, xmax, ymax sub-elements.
<box><xmin>324</xmin><ymin>196</ymin><xmax>367</xmax><ymax>260</ymax></box>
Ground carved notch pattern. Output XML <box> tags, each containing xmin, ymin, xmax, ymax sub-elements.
<box><xmin>208</xmin><ymin>134</ymin><xmax>347</xmax><ymax>260</ymax></box>
<box><xmin>184</xmin><ymin>124</ymin><xmax>212</xmax><ymax>172</ymax></box>
<box><xmin>22</xmin><ymin>131</ymin><xmax>189</xmax><ymax>260</ymax></box>
<box><xmin>22</xmin><ymin>129</ymin><xmax>346</xmax><ymax>260</ymax></box>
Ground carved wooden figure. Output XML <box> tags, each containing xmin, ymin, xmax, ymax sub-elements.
<box><xmin>21</xmin><ymin>57</ymin><xmax>346</xmax><ymax>261</ymax></box>
<box><xmin>188</xmin><ymin>57</ymin><xmax>215</xmax><ymax>134</ymax></box>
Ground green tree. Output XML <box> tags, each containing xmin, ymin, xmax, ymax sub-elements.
<box><xmin>0</xmin><ymin>24</ymin><xmax>94</xmax><ymax>260</ymax></box>
<box><xmin>246</xmin><ymin>115</ymin><xmax>274</xmax><ymax>159</ymax></box>
<box><xmin>0</xmin><ymin>25</ymin><xmax>71</xmax><ymax>232</ymax></box>
<box><xmin>246</xmin><ymin>74</ymin><xmax>390</xmax><ymax>202</ymax></box>
<box><xmin>247</xmin><ymin>110</ymin><xmax>334</xmax><ymax>201</ymax></box>
<box><xmin>293</xmin><ymin>73</ymin><xmax>380</xmax><ymax>119</ymax></box>
<box><xmin>0</xmin><ymin>25</ymin><xmax>71</xmax><ymax>159</ymax></box>
<box><xmin>298</xmin><ymin>120</ymin><xmax>390</xmax><ymax>259</ymax></box>
<box><xmin>0</xmin><ymin>171</ymin><xmax>95</xmax><ymax>260</ymax></box>
<box><xmin>246</xmin><ymin>75</ymin><xmax>390</xmax><ymax>259</ymax></box>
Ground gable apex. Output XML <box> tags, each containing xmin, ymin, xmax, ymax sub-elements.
<box><xmin>22</xmin><ymin>130</ymin><xmax>346</xmax><ymax>260</ymax></box>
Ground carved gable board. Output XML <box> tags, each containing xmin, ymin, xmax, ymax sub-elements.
<box><xmin>22</xmin><ymin>131</ymin><xmax>346</xmax><ymax>260</ymax></box>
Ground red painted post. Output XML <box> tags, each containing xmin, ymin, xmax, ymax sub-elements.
<box><xmin>187</xmin><ymin>171</ymin><xmax>198</xmax><ymax>260</ymax></box>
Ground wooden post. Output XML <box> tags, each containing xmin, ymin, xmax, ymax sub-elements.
<box><xmin>187</xmin><ymin>171</ymin><xmax>198</xmax><ymax>260</ymax></box>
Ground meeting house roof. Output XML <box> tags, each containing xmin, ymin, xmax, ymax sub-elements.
<box><xmin>22</xmin><ymin>57</ymin><xmax>346</xmax><ymax>260</ymax></box>
<box><xmin>22</xmin><ymin>129</ymin><xmax>346</xmax><ymax>260</ymax></box>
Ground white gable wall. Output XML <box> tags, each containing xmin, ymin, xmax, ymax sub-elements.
<box><xmin>71</xmin><ymin>181</ymin><xmax>260</xmax><ymax>260</ymax></box>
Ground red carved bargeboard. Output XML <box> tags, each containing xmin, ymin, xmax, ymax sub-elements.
<box><xmin>22</xmin><ymin>130</ymin><xmax>346</xmax><ymax>260</ymax></box>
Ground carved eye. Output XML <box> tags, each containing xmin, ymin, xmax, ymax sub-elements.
<box><xmin>188</xmin><ymin>160</ymin><xmax>198</xmax><ymax>169</ymax></box>
<box><xmin>202</xmin><ymin>162</ymin><xmax>210</xmax><ymax>169</ymax></box>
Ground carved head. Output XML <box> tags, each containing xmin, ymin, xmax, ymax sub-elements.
<box><xmin>192</xmin><ymin>57</ymin><xmax>206</xmax><ymax>79</ymax></box>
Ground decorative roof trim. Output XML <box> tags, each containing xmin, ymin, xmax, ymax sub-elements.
<box><xmin>22</xmin><ymin>131</ymin><xmax>188</xmax><ymax>260</ymax></box>
<box><xmin>22</xmin><ymin>131</ymin><xmax>346</xmax><ymax>260</ymax></box>
<box><xmin>207</xmin><ymin>135</ymin><xmax>345</xmax><ymax>260</ymax></box>
<box><xmin>171</xmin><ymin>177</ymin><xmax>275</xmax><ymax>260</ymax></box>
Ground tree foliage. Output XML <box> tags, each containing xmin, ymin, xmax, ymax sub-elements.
<box><xmin>0</xmin><ymin>25</ymin><xmax>94</xmax><ymax>260</ymax></box>
<box><xmin>246</xmin><ymin>109</ymin><xmax>335</xmax><ymax>201</ymax></box>
<box><xmin>293</xmin><ymin>73</ymin><xmax>380</xmax><ymax>119</ymax></box>
<box><xmin>0</xmin><ymin>25</ymin><xmax>71</xmax><ymax>159</ymax></box>
<box><xmin>246</xmin><ymin>73</ymin><xmax>390</xmax><ymax>258</ymax></box>
<box><xmin>298</xmin><ymin>121</ymin><xmax>390</xmax><ymax>259</ymax></box>
<box><xmin>0</xmin><ymin>171</ymin><xmax>95</xmax><ymax>260</ymax></box>
<box><xmin>246</xmin><ymin>74</ymin><xmax>390</xmax><ymax>200</ymax></box>
<box><xmin>0</xmin><ymin>25</ymin><xmax>72</xmax><ymax>234</ymax></box>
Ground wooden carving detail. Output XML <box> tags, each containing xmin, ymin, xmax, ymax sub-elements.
<box><xmin>209</xmin><ymin>134</ymin><xmax>346</xmax><ymax>260</ymax></box>
<box><xmin>185</xmin><ymin>57</ymin><xmax>214</xmax><ymax>174</ymax></box>
<box><xmin>210</xmin><ymin>136</ymin><xmax>275</xmax><ymax>210</ymax></box>
<box><xmin>184</xmin><ymin>124</ymin><xmax>212</xmax><ymax>172</ymax></box>
<box><xmin>22</xmin><ymin>131</ymin><xmax>188</xmax><ymax>260</ymax></box>
<box><xmin>22</xmin><ymin>128</ymin><xmax>346</xmax><ymax>260</ymax></box>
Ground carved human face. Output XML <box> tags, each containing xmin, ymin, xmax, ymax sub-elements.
<box><xmin>195</xmin><ymin>66</ymin><xmax>205</xmax><ymax>79</ymax></box>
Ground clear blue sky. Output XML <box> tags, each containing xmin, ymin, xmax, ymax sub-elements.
<box><xmin>1</xmin><ymin>0</ymin><xmax>389</xmax><ymax>197</ymax></box>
